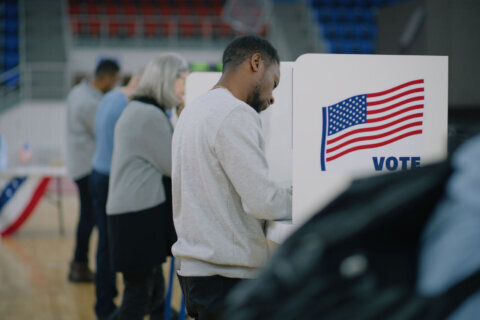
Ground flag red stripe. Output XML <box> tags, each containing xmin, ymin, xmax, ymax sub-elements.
<box><xmin>326</xmin><ymin>121</ymin><xmax>423</xmax><ymax>153</ymax></box>
<box><xmin>326</xmin><ymin>130</ymin><xmax>422</xmax><ymax>162</ymax></box>
<box><xmin>367</xmin><ymin>98</ymin><xmax>424</xmax><ymax>115</ymax></box>
<box><xmin>366</xmin><ymin>79</ymin><xmax>424</xmax><ymax>98</ymax></box>
<box><xmin>367</xmin><ymin>105</ymin><xmax>423</xmax><ymax>123</ymax></box>
<box><xmin>328</xmin><ymin>113</ymin><xmax>423</xmax><ymax>144</ymax></box>
<box><xmin>367</xmin><ymin>88</ymin><xmax>424</xmax><ymax>106</ymax></box>
<box><xmin>1</xmin><ymin>178</ymin><xmax>51</xmax><ymax>237</ymax></box>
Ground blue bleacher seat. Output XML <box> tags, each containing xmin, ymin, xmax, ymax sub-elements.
<box><xmin>4</xmin><ymin>52</ymin><xmax>19</xmax><ymax>69</ymax></box>
<box><xmin>341</xmin><ymin>39</ymin><xmax>354</xmax><ymax>53</ymax></box>
<box><xmin>338</xmin><ymin>0</ymin><xmax>355</xmax><ymax>7</ymax></box>
<box><xmin>5</xmin><ymin>71</ymin><xmax>20</xmax><ymax>87</ymax></box>
<box><xmin>5</xmin><ymin>3</ymin><xmax>18</xmax><ymax>17</ymax></box>
<box><xmin>5</xmin><ymin>18</ymin><xmax>19</xmax><ymax>34</ymax></box>
<box><xmin>5</xmin><ymin>34</ymin><xmax>18</xmax><ymax>49</ymax></box>
<box><xmin>358</xmin><ymin>39</ymin><xmax>374</xmax><ymax>53</ymax></box>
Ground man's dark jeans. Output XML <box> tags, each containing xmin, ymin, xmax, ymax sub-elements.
<box><xmin>90</xmin><ymin>171</ymin><xmax>117</xmax><ymax>318</ymax></box>
<box><xmin>178</xmin><ymin>275</ymin><xmax>242</xmax><ymax>320</ymax></box>
<box><xmin>112</xmin><ymin>266</ymin><xmax>166</xmax><ymax>320</ymax></box>
<box><xmin>73</xmin><ymin>175</ymin><xmax>95</xmax><ymax>263</ymax></box>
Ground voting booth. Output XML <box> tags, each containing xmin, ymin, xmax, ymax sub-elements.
<box><xmin>185</xmin><ymin>54</ymin><xmax>448</xmax><ymax>240</ymax></box>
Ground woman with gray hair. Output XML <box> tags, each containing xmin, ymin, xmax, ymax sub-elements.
<box><xmin>106</xmin><ymin>53</ymin><xmax>189</xmax><ymax>320</ymax></box>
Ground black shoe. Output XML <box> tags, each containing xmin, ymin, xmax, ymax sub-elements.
<box><xmin>68</xmin><ymin>261</ymin><xmax>94</xmax><ymax>283</ymax></box>
<box><xmin>98</xmin><ymin>307</ymin><xmax>118</xmax><ymax>320</ymax></box>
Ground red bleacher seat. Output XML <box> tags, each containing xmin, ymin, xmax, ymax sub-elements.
<box><xmin>178</xmin><ymin>5</ymin><xmax>193</xmax><ymax>16</ymax></box>
<box><xmin>179</xmin><ymin>20</ymin><xmax>198</xmax><ymax>38</ymax></box>
<box><xmin>160</xmin><ymin>20</ymin><xmax>176</xmax><ymax>38</ymax></box>
<box><xmin>68</xmin><ymin>4</ymin><xmax>81</xmax><ymax>15</ymax></box>
<box><xmin>159</xmin><ymin>6</ymin><xmax>173</xmax><ymax>16</ymax></box>
<box><xmin>71</xmin><ymin>20</ymin><xmax>83</xmax><ymax>36</ymax></box>
<box><xmin>196</xmin><ymin>6</ymin><xmax>210</xmax><ymax>16</ymax></box>
<box><xmin>108</xmin><ymin>19</ymin><xmax>121</xmax><ymax>37</ymax></box>
<box><xmin>144</xmin><ymin>20</ymin><xmax>160</xmax><ymax>37</ymax></box>
<box><xmin>105</xmin><ymin>4</ymin><xmax>117</xmax><ymax>16</ymax></box>
<box><xmin>124</xmin><ymin>5</ymin><xmax>136</xmax><ymax>15</ymax></box>
<box><xmin>213</xmin><ymin>21</ymin><xmax>233</xmax><ymax>39</ymax></box>
<box><xmin>210</xmin><ymin>0</ymin><xmax>225</xmax><ymax>6</ymax></box>
<box><xmin>144</xmin><ymin>20</ymin><xmax>175</xmax><ymax>38</ymax></box>
<box><xmin>86</xmin><ymin>4</ymin><xmax>100</xmax><ymax>15</ymax></box>
<box><xmin>88</xmin><ymin>19</ymin><xmax>101</xmax><ymax>37</ymax></box>
<box><xmin>125</xmin><ymin>20</ymin><xmax>137</xmax><ymax>37</ymax></box>
<box><xmin>220</xmin><ymin>22</ymin><xmax>233</xmax><ymax>38</ymax></box>
<box><xmin>200</xmin><ymin>20</ymin><xmax>213</xmax><ymax>38</ymax></box>
<box><xmin>141</xmin><ymin>5</ymin><xmax>155</xmax><ymax>16</ymax></box>
<box><xmin>212</xmin><ymin>5</ymin><xmax>223</xmax><ymax>16</ymax></box>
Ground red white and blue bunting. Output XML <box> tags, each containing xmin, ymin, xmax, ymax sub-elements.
<box><xmin>0</xmin><ymin>176</ymin><xmax>51</xmax><ymax>237</ymax></box>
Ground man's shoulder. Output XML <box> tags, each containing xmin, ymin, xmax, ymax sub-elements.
<box><xmin>191</xmin><ymin>89</ymin><xmax>254</xmax><ymax>118</ymax></box>
<box><xmin>68</xmin><ymin>82</ymin><xmax>101</xmax><ymax>109</ymax></box>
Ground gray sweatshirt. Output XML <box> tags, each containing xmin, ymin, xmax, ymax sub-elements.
<box><xmin>171</xmin><ymin>88</ymin><xmax>292</xmax><ymax>279</ymax></box>
<box><xmin>106</xmin><ymin>100</ymin><xmax>172</xmax><ymax>215</ymax></box>
<box><xmin>66</xmin><ymin>80</ymin><xmax>102</xmax><ymax>180</ymax></box>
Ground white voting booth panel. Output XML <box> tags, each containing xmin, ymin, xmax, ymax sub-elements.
<box><xmin>293</xmin><ymin>54</ymin><xmax>448</xmax><ymax>224</ymax></box>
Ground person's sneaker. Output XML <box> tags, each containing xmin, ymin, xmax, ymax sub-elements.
<box><xmin>68</xmin><ymin>261</ymin><xmax>94</xmax><ymax>283</ymax></box>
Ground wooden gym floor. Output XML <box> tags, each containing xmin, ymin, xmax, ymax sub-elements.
<box><xmin>0</xmin><ymin>189</ymin><xmax>186</xmax><ymax>320</ymax></box>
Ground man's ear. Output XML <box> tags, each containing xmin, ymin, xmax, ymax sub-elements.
<box><xmin>250</xmin><ymin>53</ymin><xmax>262</xmax><ymax>72</ymax></box>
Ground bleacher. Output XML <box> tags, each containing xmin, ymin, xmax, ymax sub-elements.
<box><xmin>309</xmin><ymin>0</ymin><xmax>406</xmax><ymax>54</ymax></box>
<box><xmin>67</xmin><ymin>0</ymin><xmax>268</xmax><ymax>42</ymax></box>
<box><xmin>1</xmin><ymin>0</ymin><xmax>20</xmax><ymax>87</ymax></box>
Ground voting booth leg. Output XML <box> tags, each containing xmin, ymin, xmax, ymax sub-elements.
<box><xmin>179</xmin><ymin>294</ymin><xmax>187</xmax><ymax>320</ymax></box>
<box><xmin>164</xmin><ymin>257</ymin><xmax>174</xmax><ymax>320</ymax></box>
<box><xmin>164</xmin><ymin>257</ymin><xmax>187</xmax><ymax>320</ymax></box>
<box><xmin>56</xmin><ymin>177</ymin><xmax>65</xmax><ymax>236</ymax></box>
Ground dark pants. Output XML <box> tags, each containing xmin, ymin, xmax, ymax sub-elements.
<box><xmin>73</xmin><ymin>175</ymin><xmax>95</xmax><ymax>263</ymax></box>
<box><xmin>112</xmin><ymin>266</ymin><xmax>165</xmax><ymax>320</ymax></box>
<box><xmin>90</xmin><ymin>171</ymin><xmax>117</xmax><ymax>317</ymax></box>
<box><xmin>178</xmin><ymin>275</ymin><xmax>242</xmax><ymax>320</ymax></box>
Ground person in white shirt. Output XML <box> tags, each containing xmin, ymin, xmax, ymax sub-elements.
<box><xmin>172</xmin><ymin>35</ymin><xmax>292</xmax><ymax>320</ymax></box>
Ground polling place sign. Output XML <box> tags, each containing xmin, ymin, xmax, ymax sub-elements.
<box><xmin>293</xmin><ymin>54</ymin><xmax>448</xmax><ymax>223</ymax></box>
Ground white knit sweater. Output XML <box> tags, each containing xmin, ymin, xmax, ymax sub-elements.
<box><xmin>171</xmin><ymin>88</ymin><xmax>292</xmax><ymax>279</ymax></box>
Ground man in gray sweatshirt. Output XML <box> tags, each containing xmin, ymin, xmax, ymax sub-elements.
<box><xmin>172</xmin><ymin>36</ymin><xmax>292</xmax><ymax>320</ymax></box>
<box><xmin>66</xmin><ymin>59</ymin><xmax>119</xmax><ymax>285</ymax></box>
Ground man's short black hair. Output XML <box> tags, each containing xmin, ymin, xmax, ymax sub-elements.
<box><xmin>94</xmin><ymin>59</ymin><xmax>120</xmax><ymax>78</ymax></box>
<box><xmin>222</xmin><ymin>35</ymin><xmax>280</xmax><ymax>72</ymax></box>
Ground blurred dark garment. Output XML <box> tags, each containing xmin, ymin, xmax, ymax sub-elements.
<box><xmin>224</xmin><ymin>155</ymin><xmax>480</xmax><ymax>320</ymax></box>
<box><xmin>417</xmin><ymin>134</ymin><xmax>480</xmax><ymax>319</ymax></box>
<box><xmin>179</xmin><ymin>275</ymin><xmax>241</xmax><ymax>320</ymax></box>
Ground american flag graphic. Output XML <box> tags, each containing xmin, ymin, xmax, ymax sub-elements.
<box><xmin>320</xmin><ymin>79</ymin><xmax>424</xmax><ymax>171</ymax></box>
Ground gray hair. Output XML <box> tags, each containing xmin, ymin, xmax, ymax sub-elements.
<box><xmin>130</xmin><ymin>53</ymin><xmax>189</xmax><ymax>109</ymax></box>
